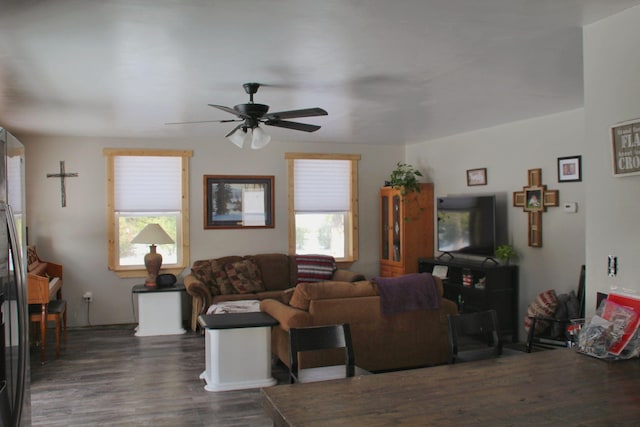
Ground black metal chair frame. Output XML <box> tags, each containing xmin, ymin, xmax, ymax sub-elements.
<box><xmin>526</xmin><ymin>265</ymin><xmax>586</xmax><ymax>353</ymax></box>
<box><xmin>447</xmin><ymin>309</ymin><xmax>502</xmax><ymax>364</ymax></box>
<box><xmin>288</xmin><ymin>324</ymin><xmax>356</xmax><ymax>383</ymax></box>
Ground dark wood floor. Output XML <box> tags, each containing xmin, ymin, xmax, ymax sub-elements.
<box><xmin>29</xmin><ymin>325</ymin><xmax>289</xmax><ymax>426</ymax></box>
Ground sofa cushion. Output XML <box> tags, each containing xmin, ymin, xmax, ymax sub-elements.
<box><xmin>295</xmin><ymin>255</ymin><xmax>336</xmax><ymax>283</ymax></box>
<box><xmin>247</xmin><ymin>254</ymin><xmax>294</xmax><ymax>291</ymax></box>
<box><xmin>524</xmin><ymin>289</ymin><xmax>558</xmax><ymax>335</ymax></box>
<box><xmin>191</xmin><ymin>260</ymin><xmax>221</xmax><ymax>296</ymax></box>
<box><xmin>225</xmin><ymin>259</ymin><xmax>265</xmax><ymax>294</ymax></box>
<box><xmin>289</xmin><ymin>280</ymin><xmax>378</xmax><ymax>311</ymax></box>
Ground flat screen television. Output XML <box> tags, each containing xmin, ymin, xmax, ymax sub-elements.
<box><xmin>437</xmin><ymin>195</ymin><xmax>497</xmax><ymax>258</ymax></box>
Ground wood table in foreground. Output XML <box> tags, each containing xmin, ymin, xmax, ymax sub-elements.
<box><xmin>262</xmin><ymin>349</ymin><xmax>640</xmax><ymax>426</ymax></box>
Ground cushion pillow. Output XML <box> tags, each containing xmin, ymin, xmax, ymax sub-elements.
<box><xmin>295</xmin><ymin>255</ymin><xmax>336</xmax><ymax>284</ymax></box>
<box><xmin>190</xmin><ymin>260</ymin><xmax>221</xmax><ymax>296</ymax></box>
<box><xmin>524</xmin><ymin>289</ymin><xmax>558</xmax><ymax>335</ymax></box>
<box><xmin>211</xmin><ymin>260</ymin><xmax>235</xmax><ymax>295</ymax></box>
<box><xmin>225</xmin><ymin>259</ymin><xmax>265</xmax><ymax>294</ymax></box>
<box><xmin>289</xmin><ymin>280</ymin><xmax>378</xmax><ymax>311</ymax></box>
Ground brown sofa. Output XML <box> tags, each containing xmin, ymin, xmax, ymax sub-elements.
<box><xmin>260</xmin><ymin>275</ymin><xmax>458</xmax><ymax>372</ymax></box>
<box><xmin>183</xmin><ymin>253</ymin><xmax>365</xmax><ymax>330</ymax></box>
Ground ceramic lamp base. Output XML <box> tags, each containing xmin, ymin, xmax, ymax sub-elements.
<box><xmin>144</xmin><ymin>245</ymin><xmax>162</xmax><ymax>287</ymax></box>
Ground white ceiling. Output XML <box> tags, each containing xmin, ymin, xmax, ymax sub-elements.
<box><xmin>1</xmin><ymin>0</ymin><xmax>639</xmax><ymax>146</ymax></box>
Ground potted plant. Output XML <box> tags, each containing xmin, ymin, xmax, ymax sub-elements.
<box><xmin>495</xmin><ymin>244</ymin><xmax>516</xmax><ymax>265</ymax></box>
<box><xmin>388</xmin><ymin>162</ymin><xmax>423</xmax><ymax>194</ymax></box>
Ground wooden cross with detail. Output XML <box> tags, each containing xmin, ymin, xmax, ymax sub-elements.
<box><xmin>47</xmin><ymin>161</ymin><xmax>78</xmax><ymax>207</ymax></box>
<box><xmin>513</xmin><ymin>168</ymin><xmax>559</xmax><ymax>247</ymax></box>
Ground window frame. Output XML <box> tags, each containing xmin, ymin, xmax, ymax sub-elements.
<box><xmin>104</xmin><ymin>148</ymin><xmax>192</xmax><ymax>278</ymax></box>
<box><xmin>285</xmin><ymin>152</ymin><xmax>360</xmax><ymax>263</ymax></box>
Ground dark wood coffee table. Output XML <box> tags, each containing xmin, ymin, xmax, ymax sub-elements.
<box><xmin>198</xmin><ymin>312</ymin><xmax>278</xmax><ymax>392</ymax></box>
<box><xmin>262</xmin><ymin>349</ymin><xmax>640</xmax><ymax>425</ymax></box>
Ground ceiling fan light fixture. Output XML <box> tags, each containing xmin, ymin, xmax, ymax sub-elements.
<box><xmin>251</xmin><ymin>126</ymin><xmax>271</xmax><ymax>149</ymax></box>
<box><xmin>227</xmin><ymin>127</ymin><xmax>248</xmax><ymax>148</ymax></box>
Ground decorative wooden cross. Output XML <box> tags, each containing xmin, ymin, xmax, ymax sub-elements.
<box><xmin>46</xmin><ymin>161</ymin><xmax>78</xmax><ymax>207</ymax></box>
<box><xmin>513</xmin><ymin>168</ymin><xmax>559</xmax><ymax>247</ymax></box>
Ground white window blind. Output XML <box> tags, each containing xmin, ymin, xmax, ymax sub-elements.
<box><xmin>114</xmin><ymin>156</ymin><xmax>181</xmax><ymax>211</ymax></box>
<box><xmin>294</xmin><ymin>159</ymin><xmax>350</xmax><ymax>212</ymax></box>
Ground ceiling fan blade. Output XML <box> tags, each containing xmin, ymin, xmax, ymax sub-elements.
<box><xmin>225</xmin><ymin>123</ymin><xmax>246</xmax><ymax>138</ymax></box>
<box><xmin>264</xmin><ymin>120</ymin><xmax>321</xmax><ymax>132</ymax></box>
<box><xmin>208</xmin><ymin>104</ymin><xmax>249</xmax><ymax>118</ymax></box>
<box><xmin>264</xmin><ymin>107</ymin><xmax>328</xmax><ymax>120</ymax></box>
<box><xmin>165</xmin><ymin>119</ymin><xmax>240</xmax><ymax>125</ymax></box>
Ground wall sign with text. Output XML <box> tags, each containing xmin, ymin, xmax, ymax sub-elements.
<box><xmin>611</xmin><ymin>118</ymin><xmax>640</xmax><ymax>177</ymax></box>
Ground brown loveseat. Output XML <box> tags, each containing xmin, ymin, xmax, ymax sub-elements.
<box><xmin>260</xmin><ymin>275</ymin><xmax>458</xmax><ymax>372</ymax></box>
<box><xmin>183</xmin><ymin>253</ymin><xmax>365</xmax><ymax>330</ymax></box>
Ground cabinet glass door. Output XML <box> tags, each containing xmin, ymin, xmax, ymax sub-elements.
<box><xmin>381</xmin><ymin>194</ymin><xmax>389</xmax><ymax>261</ymax></box>
<box><xmin>392</xmin><ymin>195</ymin><xmax>401</xmax><ymax>261</ymax></box>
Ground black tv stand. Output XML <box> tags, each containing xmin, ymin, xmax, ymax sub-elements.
<box><xmin>481</xmin><ymin>257</ymin><xmax>499</xmax><ymax>266</ymax></box>
<box><xmin>437</xmin><ymin>252</ymin><xmax>454</xmax><ymax>261</ymax></box>
<box><xmin>418</xmin><ymin>257</ymin><xmax>519</xmax><ymax>342</ymax></box>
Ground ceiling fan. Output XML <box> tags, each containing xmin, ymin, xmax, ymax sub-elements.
<box><xmin>167</xmin><ymin>82</ymin><xmax>328</xmax><ymax>149</ymax></box>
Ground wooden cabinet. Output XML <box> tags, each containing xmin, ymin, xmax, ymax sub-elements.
<box><xmin>418</xmin><ymin>257</ymin><xmax>519</xmax><ymax>342</ymax></box>
<box><xmin>379</xmin><ymin>183</ymin><xmax>434</xmax><ymax>277</ymax></box>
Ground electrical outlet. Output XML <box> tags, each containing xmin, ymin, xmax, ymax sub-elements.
<box><xmin>83</xmin><ymin>291</ymin><xmax>93</xmax><ymax>303</ymax></box>
<box><xmin>608</xmin><ymin>255</ymin><xmax>618</xmax><ymax>277</ymax></box>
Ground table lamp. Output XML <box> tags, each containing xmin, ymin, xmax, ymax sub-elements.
<box><xmin>131</xmin><ymin>223</ymin><xmax>174</xmax><ymax>287</ymax></box>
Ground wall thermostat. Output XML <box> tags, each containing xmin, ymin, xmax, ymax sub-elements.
<box><xmin>563</xmin><ymin>202</ymin><xmax>578</xmax><ymax>213</ymax></box>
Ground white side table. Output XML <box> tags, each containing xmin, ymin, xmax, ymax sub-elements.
<box><xmin>133</xmin><ymin>284</ymin><xmax>186</xmax><ymax>337</ymax></box>
<box><xmin>198</xmin><ymin>312</ymin><xmax>278</xmax><ymax>392</ymax></box>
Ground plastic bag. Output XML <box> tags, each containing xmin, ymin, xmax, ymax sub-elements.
<box><xmin>575</xmin><ymin>296</ymin><xmax>640</xmax><ymax>360</ymax></box>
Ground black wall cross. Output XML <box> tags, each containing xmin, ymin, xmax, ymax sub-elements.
<box><xmin>46</xmin><ymin>161</ymin><xmax>78</xmax><ymax>207</ymax></box>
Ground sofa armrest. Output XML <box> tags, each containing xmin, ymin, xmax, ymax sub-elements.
<box><xmin>184</xmin><ymin>274</ymin><xmax>211</xmax><ymax>311</ymax></box>
<box><xmin>332</xmin><ymin>269</ymin><xmax>365</xmax><ymax>282</ymax></box>
<box><xmin>184</xmin><ymin>274</ymin><xmax>213</xmax><ymax>331</ymax></box>
<box><xmin>260</xmin><ymin>299</ymin><xmax>311</xmax><ymax>331</ymax></box>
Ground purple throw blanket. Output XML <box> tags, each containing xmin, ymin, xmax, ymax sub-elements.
<box><xmin>372</xmin><ymin>273</ymin><xmax>440</xmax><ymax>315</ymax></box>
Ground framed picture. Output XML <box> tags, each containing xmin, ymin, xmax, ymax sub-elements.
<box><xmin>524</xmin><ymin>187</ymin><xmax>543</xmax><ymax>212</ymax></box>
<box><xmin>557</xmin><ymin>155</ymin><xmax>582</xmax><ymax>182</ymax></box>
<box><xmin>466</xmin><ymin>168</ymin><xmax>487</xmax><ymax>186</ymax></box>
<box><xmin>610</xmin><ymin>118</ymin><xmax>640</xmax><ymax>177</ymax></box>
<box><xmin>204</xmin><ymin>175</ymin><xmax>274</xmax><ymax>229</ymax></box>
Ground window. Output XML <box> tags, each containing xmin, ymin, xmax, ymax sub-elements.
<box><xmin>286</xmin><ymin>153</ymin><xmax>360</xmax><ymax>262</ymax></box>
<box><xmin>104</xmin><ymin>149</ymin><xmax>192</xmax><ymax>277</ymax></box>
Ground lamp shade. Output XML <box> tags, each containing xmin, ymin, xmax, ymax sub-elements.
<box><xmin>251</xmin><ymin>126</ymin><xmax>271</xmax><ymax>150</ymax></box>
<box><xmin>131</xmin><ymin>223</ymin><xmax>174</xmax><ymax>287</ymax></box>
<box><xmin>227</xmin><ymin>128</ymin><xmax>248</xmax><ymax>148</ymax></box>
<box><xmin>131</xmin><ymin>223</ymin><xmax>174</xmax><ymax>245</ymax></box>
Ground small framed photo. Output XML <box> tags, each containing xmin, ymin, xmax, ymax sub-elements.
<box><xmin>466</xmin><ymin>168</ymin><xmax>487</xmax><ymax>186</ymax></box>
<box><xmin>557</xmin><ymin>155</ymin><xmax>582</xmax><ymax>182</ymax></box>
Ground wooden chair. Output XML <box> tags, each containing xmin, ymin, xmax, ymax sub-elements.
<box><xmin>288</xmin><ymin>324</ymin><xmax>369</xmax><ymax>383</ymax></box>
<box><xmin>447</xmin><ymin>309</ymin><xmax>502</xmax><ymax>363</ymax></box>
<box><xmin>29</xmin><ymin>299</ymin><xmax>67</xmax><ymax>360</ymax></box>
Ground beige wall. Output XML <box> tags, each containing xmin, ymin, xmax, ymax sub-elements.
<box><xmin>583</xmin><ymin>5</ymin><xmax>640</xmax><ymax>312</ymax></box>
<box><xmin>406</xmin><ymin>109</ymin><xmax>586</xmax><ymax>336</ymax></box>
<box><xmin>22</xmin><ymin>134</ymin><xmax>403</xmax><ymax>326</ymax></box>
<box><xmin>20</xmin><ymin>5</ymin><xmax>640</xmax><ymax>334</ymax></box>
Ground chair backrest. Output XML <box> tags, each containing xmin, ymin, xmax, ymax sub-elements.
<box><xmin>288</xmin><ymin>324</ymin><xmax>355</xmax><ymax>383</ymax></box>
<box><xmin>447</xmin><ymin>309</ymin><xmax>502</xmax><ymax>364</ymax></box>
